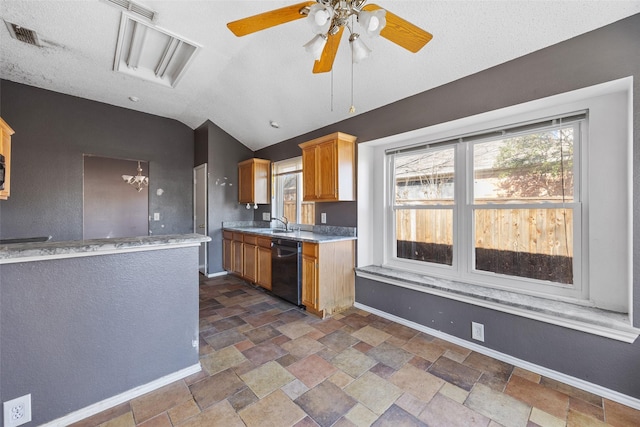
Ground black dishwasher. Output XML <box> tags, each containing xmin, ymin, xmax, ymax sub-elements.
<box><xmin>271</xmin><ymin>238</ymin><xmax>302</xmax><ymax>306</ymax></box>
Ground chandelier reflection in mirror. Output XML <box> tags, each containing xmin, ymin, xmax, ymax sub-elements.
<box><xmin>122</xmin><ymin>161</ymin><xmax>149</xmax><ymax>192</ymax></box>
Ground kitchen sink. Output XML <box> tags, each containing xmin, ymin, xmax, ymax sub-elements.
<box><xmin>271</xmin><ymin>229</ymin><xmax>295</xmax><ymax>234</ymax></box>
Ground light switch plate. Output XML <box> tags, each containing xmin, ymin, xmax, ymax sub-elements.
<box><xmin>321</xmin><ymin>213</ymin><xmax>327</xmax><ymax>224</ymax></box>
<box><xmin>262</xmin><ymin>212</ymin><xmax>271</xmax><ymax>221</ymax></box>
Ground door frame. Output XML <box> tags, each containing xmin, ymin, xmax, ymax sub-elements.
<box><xmin>194</xmin><ymin>163</ymin><xmax>208</xmax><ymax>275</ymax></box>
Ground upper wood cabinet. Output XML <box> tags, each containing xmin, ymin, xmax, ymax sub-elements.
<box><xmin>238</xmin><ymin>158</ymin><xmax>271</xmax><ymax>205</ymax></box>
<box><xmin>0</xmin><ymin>117</ymin><xmax>15</xmax><ymax>200</ymax></box>
<box><xmin>299</xmin><ymin>132</ymin><xmax>357</xmax><ymax>202</ymax></box>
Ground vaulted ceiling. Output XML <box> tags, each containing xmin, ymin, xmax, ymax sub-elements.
<box><xmin>2</xmin><ymin>1</ymin><xmax>639</xmax><ymax>150</ymax></box>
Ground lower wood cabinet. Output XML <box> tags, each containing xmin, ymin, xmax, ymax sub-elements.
<box><xmin>301</xmin><ymin>240</ymin><xmax>355</xmax><ymax>318</ymax></box>
<box><xmin>223</xmin><ymin>231</ymin><xmax>272</xmax><ymax>291</ymax></box>
<box><xmin>224</xmin><ymin>230</ymin><xmax>355</xmax><ymax>318</ymax></box>
<box><xmin>223</xmin><ymin>231</ymin><xmax>233</xmax><ymax>271</ymax></box>
<box><xmin>256</xmin><ymin>236</ymin><xmax>272</xmax><ymax>290</ymax></box>
<box><xmin>243</xmin><ymin>234</ymin><xmax>258</xmax><ymax>283</ymax></box>
<box><xmin>231</xmin><ymin>232</ymin><xmax>244</xmax><ymax>276</ymax></box>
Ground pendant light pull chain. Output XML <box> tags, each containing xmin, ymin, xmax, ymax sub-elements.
<box><xmin>349</xmin><ymin>14</ymin><xmax>355</xmax><ymax>113</ymax></box>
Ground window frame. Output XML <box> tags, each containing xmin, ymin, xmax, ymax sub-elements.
<box><xmin>359</xmin><ymin>78</ymin><xmax>632</xmax><ymax>316</ymax></box>
<box><xmin>271</xmin><ymin>157</ymin><xmax>313</xmax><ymax>225</ymax></box>
<box><xmin>385</xmin><ymin>118</ymin><xmax>586</xmax><ymax>301</ymax></box>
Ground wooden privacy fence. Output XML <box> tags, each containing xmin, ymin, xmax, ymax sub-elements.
<box><xmin>396</xmin><ymin>208</ymin><xmax>573</xmax><ymax>257</ymax></box>
<box><xmin>284</xmin><ymin>201</ymin><xmax>315</xmax><ymax>225</ymax></box>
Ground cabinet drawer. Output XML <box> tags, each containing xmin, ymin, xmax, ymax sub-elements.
<box><xmin>232</xmin><ymin>232</ymin><xmax>244</xmax><ymax>242</ymax></box>
<box><xmin>257</xmin><ymin>236</ymin><xmax>272</xmax><ymax>248</ymax></box>
<box><xmin>223</xmin><ymin>230</ymin><xmax>233</xmax><ymax>240</ymax></box>
<box><xmin>244</xmin><ymin>234</ymin><xmax>257</xmax><ymax>245</ymax></box>
<box><xmin>302</xmin><ymin>242</ymin><xmax>318</xmax><ymax>257</ymax></box>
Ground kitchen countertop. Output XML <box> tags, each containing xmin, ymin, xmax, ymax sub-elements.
<box><xmin>0</xmin><ymin>233</ymin><xmax>211</xmax><ymax>264</ymax></box>
<box><xmin>223</xmin><ymin>225</ymin><xmax>357</xmax><ymax>243</ymax></box>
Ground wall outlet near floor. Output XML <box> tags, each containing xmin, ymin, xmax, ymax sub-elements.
<box><xmin>321</xmin><ymin>213</ymin><xmax>327</xmax><ymax>224</ymax></box>
<box><xmin>3</xmin><ymin>394</ymin><xmax>32</xmax><ymax>427</ymax></box>
<box><xmin>471</xmin><ymin>322</ymin><xmax>485</xmax><ymax>342</ymax></box>
<box><xmin>262</xmin><ymin>212</ymin><xmax>271</xmax><ymax>221</ymax></box>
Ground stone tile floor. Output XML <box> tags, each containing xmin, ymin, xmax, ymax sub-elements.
<box><xmin>72</xmin><ymin>275</ymin><xmax>640</xmax><ymax>427</ymax></box>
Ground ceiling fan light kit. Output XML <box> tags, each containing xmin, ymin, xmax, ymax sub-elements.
<box><xmin>227</xmin><ymin>0</ymin><xmax>433</xmax><ymax>74</ymax></box>
<box><xmin>349</xmin><ymin>33</ymin><xmax>371</xmax><ymax>63</ymax></box>
<box><xmin>303</xmin><ymin>34</ymin><xmax>328</xmax><ymax>60</ymax></box>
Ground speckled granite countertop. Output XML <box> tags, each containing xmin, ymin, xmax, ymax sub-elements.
<box><xmin>223</xmin><ymin>221</ymin><xmax>357</xmax><ymax>243</ymax></box>
<box><xmin>0</xmin><ymin>233</ymin><xmax>211</xmax><ymax>263</ymax></box>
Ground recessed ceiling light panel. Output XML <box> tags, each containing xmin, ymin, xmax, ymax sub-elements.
<box><xmin>113</xmin><ymin>14</ymin><xmax>200</xmax><ymax>88</ymax></box>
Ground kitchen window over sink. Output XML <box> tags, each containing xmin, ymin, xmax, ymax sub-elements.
<box><xmin>272</xmin><ymin>157</ymin><xmax>315</xmax><ymax>225</ymax></box>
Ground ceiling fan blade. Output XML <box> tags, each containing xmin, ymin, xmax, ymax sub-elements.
<box><xmin>313</xmin><ymin>26</ymin><xmax>345</xmax><ymax>73</ymax></box>
<box><xmin>362</xmin><ymin>4</ymin><xmax>433</xmax><ymax>53</ymax></box>
<box><xmin>227</xmin><ymin>1</ymin><xmax>315</xmax><ymax>37</ymax></box>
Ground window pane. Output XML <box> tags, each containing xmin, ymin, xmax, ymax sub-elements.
<box><xmin>395</xmin><ymin>147</ymin><xmax>455</xmax><ymax>206</ymax></box>
<box><xmin>473</xmin><ymin>127</ymin><xmax>574</xmax><ymax>204</ymax></box>
<box><xmin>282</xmin><ymin>173</ymin><xmax>298</xmax><ymax>222</ymax></box>
<box><xmin>396</xmin><ymin>209</ymin><xmax>453</xmax><ymax>265</ymax></box>
<box><xmin>272</xmin><ymin>157</ymin><xmax>314</xmax><ymax>225</ymax></box>
<box><xmin>474</xmin><ymin>208</ymin><xmax>573</xmax><ymax>284</ymax></box>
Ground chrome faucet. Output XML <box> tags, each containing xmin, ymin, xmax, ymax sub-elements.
<box><xmin>272</xmin><ymin>216</ymin><xmax>289</xmax><ymax>231</ymax></box>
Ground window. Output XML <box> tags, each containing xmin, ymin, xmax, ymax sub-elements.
<box><xmin>272</xmin><ymin>157</ymin><xmax>314</xmax><ymax>225</ymax></box>
<box><xmin>387</xmin><ymin>114</ymin><xmax>585</xmax><ymax>300</ymax></box>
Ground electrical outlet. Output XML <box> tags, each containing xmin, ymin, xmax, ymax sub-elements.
<box><xmin>471</xmin><ymin>322</ymin><xmax>485</xmax><ymax>342</ymax></box>
<box><xmin>262</xmin><ymin>212</ymin><xmax>271</xmax><ymax>221</ymax></box>
<box><xmin>153</xmin><ymin>212</ymin><xmax>160</xmax><ymax>221</ymax></box>
<box><xmin>321</xmin><ymin>213</ymin><xmax>327</xmax><ymax>224</ymax></box>
<box><xmin>3</xmin><ymin>394</ymin><xmax>32</xmax><ymax>427</ymax></box>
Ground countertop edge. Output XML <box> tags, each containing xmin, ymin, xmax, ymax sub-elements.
<box><xmin>0</xmin><ymin>233</ymin><xmax>211</xmax><ymax>264</ymax></box>
<box><xmin>223</xmin><ymin>227</ymin><xmax>357</xmax><ymax>243</ymax></box>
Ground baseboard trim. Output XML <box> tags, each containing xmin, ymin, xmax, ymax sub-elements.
<box><xmin>206</xmin><ymin>271</ymin><xmax>228</xmax><ymax>278</ymax></box>
<box><xmin>41</xmin><ymin>363</ymin><xmax>202</xmax><ymax>427</ymax></box>
<box><xmin>354</xmin><ymin>302</ymin><xmax>640</xmax><ymax>411</ymax></box>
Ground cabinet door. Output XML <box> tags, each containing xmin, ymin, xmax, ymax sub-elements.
<box><xmin>0</xmin><ymin>118</ymin><xmax>14</xmax><ymax>200</ymax></box>
<box><xmin>301</xmin><ymin>254</ymin><xmax>318</xmax><ymax>310</ymax></box>
<box><xmin>257</xmin><ymin>246</ymin><xmax>272</xmax><ymax>290</ymax></box>
<box><xmin>238</xmin><ymin>162</ymin><xmax>254</xmax><ymax>204</ymax></box>
<box><xmin>223</xmin><ymin>239</ymin><xmax>232</xmax><ymax>271</ymax></box>
<box><xmin>244</xmin><ymin>243</ymin><xmax>257</xmax><ymax>282</ymax></box>
<box><xmin>232</xmin><ymin>240</ymin><xmax>244</xmax><ymax>275</ymax></box>
<box><xmin>315</xmin><ymin>140</ymin><xmax>338</xmax><ymax>200</ymax></box>
<box><xmin>301</xmin><ymin>146</ymin><xmax>317</xmax><ymax>201</ymax></box>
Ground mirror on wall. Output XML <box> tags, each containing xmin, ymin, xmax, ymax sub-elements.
<box><xmin>83</xmin><ymin>155</ymin><xmax>149</xmax><ymax>239</ymax></box>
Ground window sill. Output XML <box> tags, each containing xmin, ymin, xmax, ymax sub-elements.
<box><xmin>356</xmin><ymin>265</ymin><xmax>639</xmax><ymax>343</ymax></box>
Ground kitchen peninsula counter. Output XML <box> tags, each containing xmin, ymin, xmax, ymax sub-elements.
<box><xmin>0</xmin><ymin>233</ymin><xmax>210</xmax><ymax>425</ymax></box>
<box><xmin>0</xmin><ymin>233</ymin><xmax>210</xmax><ymax>263</ymax></box>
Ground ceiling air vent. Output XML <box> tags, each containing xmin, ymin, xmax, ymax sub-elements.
<box><xmin>4</xmin><ymin>21</ymin><xmax>41</xmax><ymax>46</ymax></box>
<box><xmin>113</xmin><ymin>14</ymin><xmax>200</xmax><ymax>88</ymax></box>
<box><xmin>103</xmin><ymin>0</ymin><xmax>157</xmax><ymax>22</ymax></box>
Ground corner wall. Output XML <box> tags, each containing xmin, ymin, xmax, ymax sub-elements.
<box><xmin>195</xmin><ymin>120</ymin><xmax>254</xmax><ymax>274</ymax></box>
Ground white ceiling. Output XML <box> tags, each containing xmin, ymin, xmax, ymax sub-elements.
<box><xmin>1</xmin><ymin>1</ymin><xmax>639</xmax><ymax>151</ymax></box>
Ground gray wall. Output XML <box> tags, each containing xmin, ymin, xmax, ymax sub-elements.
<box><xmin>257</xmin><ymin>14</ymin><xmax>640</xmax><ymax>398</ymax></box>
<box><xmin>0</xmin><ymin>80</ymin><xmax>194</xmax><ymax>241</ymax></box>
<box><xmin>195</xmin><ymin>120</ymin><xmax>254</xmax><ymax>274</ymax></box>
<box><xmin>0</xmin><ymin>247</ymin><xmax>200</xmax><ymax>425</ymax></box>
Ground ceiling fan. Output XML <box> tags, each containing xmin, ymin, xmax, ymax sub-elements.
<box><xmin>227</xmin><ymin>0</ymin><xmax>433</xmax><ymax>74</ymax></box>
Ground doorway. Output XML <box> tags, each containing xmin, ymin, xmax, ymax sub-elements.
<box><xmin>194</xmin><ymin>163</ymin><xmax>208</xmax><ymax>275</ymax></box>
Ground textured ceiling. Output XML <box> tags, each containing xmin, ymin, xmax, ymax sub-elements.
<box><xmin>1</xmin><ymin>1</ymin><xmax>639</xmax><ymax>150</ymax></box>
